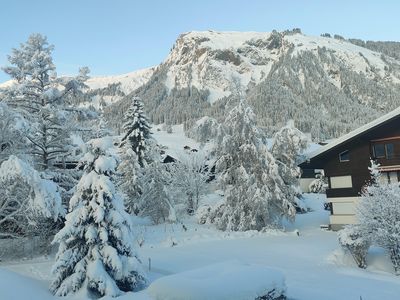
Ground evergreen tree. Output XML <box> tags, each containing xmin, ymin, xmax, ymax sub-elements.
<box><xmin>2</xmin><ymin>34</ymin><xmax>89</xmax><ymax>170</ymax></box>
<box><xmin>120</xmin><ymin>97</ymin><xmax>151</xmax><ymax>167</ymax></box>
<box><xmin>51</xmin><ymin>138</ymin><xmax>146</xmax><ymax>297</ymax></box>
<box><xmin>271</xmin><ymin>120</ymin><xmax>308</xmax><ymax>206</ymax></box>
<box><xmin>117</xmin><ymin>148</ymin><xmax>142</xmax><ymax>214</ymax></box>
<box><xmin>210</xmin><ymin>100</ymin><xmax>295</xmax><ymax>231</ymax></box>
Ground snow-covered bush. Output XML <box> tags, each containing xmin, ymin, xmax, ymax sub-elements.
<box><xmin>356</xmin><ymin>160</ymin><xmax>400</xmax><ymax>274</ymax></box>
<box><xmin>51</xmin><ymin>138</ymin><xmax>146</xmax><ymax>297</ymax></box>
<box><xmin>338</xmin><ymin>225</ymin><xmax>370</xmax><ymax>269</ymax></box>
<box><xmin>210</xmin><ymin>100</ymin><xmax>296</xmax><ymax>231</ymax></box>
<box><xmin>309</xmin><ymin>172</ymin><xmax>327</xmax><ymax>194</ymax></box>
<box><xmin>0</xmin><ymin>156</ymin><xmax>64</xmax><ymax>239</ymax></box>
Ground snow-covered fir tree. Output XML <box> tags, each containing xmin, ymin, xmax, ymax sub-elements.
<box><xmin>120</xmin><ymin>96</ymin><xmax>151</xmax><ymax>167</ymax></box>
<box><xmin>51</xmin><ymin>138</ymin><xmax>146</xmax><ymax>297</ymax></box>
<box><xmin>209</xmin><ymin>100</ymin><xmax>296</xmax><ymax>231</ymax></box>
<box><xmin>271</xmin><ymin>120</ymin><xmax>308</xmax><ymax>206</ymax></box>
<box><xmin>355</xmin><ymin>160</ymin><xmax>400</xmax><ymax>274</ymax></box>
<box><xmin>117</xmin><ymin>147</ymin><xmax>142</xmax><ymax>214</ymax></box>
<box><xmin>2</xmin><ymin>34</ymin><xmax>89</xmax><ymax>170</ymax></box>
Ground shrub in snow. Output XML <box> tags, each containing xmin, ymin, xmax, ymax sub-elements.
<box><xmin>309</xmin><ymin>175</ymin><xmax>327</xmax><ymax>194</ymax></box>
<box><xmin>210</xmin><ymin>100</ymin><xmax>296</xmax><ymax>231</ymax></box>
<box><xmin>0</xmin><ymin>155</ymin><xmax>64</xmax><ymax>239</ymax></box>
<box><xmin>356</xmin><ymin>160</ymin><xmax>400</xmax><ymax>274</ymax></box>
<box><xmin>51</xmin><ymin>137</ymin><xmax>146</xmax><ymax>297</ymax></box>
<box><xmin>338</xmin><ymin>225</ymin><xmax>370</xmax><ymax>269</ymax></box>
<box><xmin>120</xmin><ymin>96</ymin><xmax>152</xmax><ymax>167</ymax></box>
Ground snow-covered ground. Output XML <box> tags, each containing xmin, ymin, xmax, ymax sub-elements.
<box><xmin>1</xmin><ymin>193</ymin><xmax>400</xmax><ymax>299</ymax></box>
<box><xmin>1</xmin><ymin>126</ymin><xmax>399</xmax><ymax>300</ymax></box>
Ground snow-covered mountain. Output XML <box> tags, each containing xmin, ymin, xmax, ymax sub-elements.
<box><xmin>105</xmin><ymin>29</ymin><xmax>400</xmax><ymax>140</ymax></box>
<box><xmin>3</xmin><ymin>30</ymin><xmax>400</xmax><ymax>140</ymax></box>
<box><xmin>86</xmin><ymin>67</ymin><xmax>154</xmax><ymax>94</ymax></box>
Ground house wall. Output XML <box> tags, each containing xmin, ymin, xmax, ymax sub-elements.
<box><xmin>305</xmin><ymin>118</ymin><xmax>400</xmax><ymax>230</ymax></box>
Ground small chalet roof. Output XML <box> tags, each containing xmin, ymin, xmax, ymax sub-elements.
<box><xmin>307</xmin><ymin>107</ymin><xmax>400</xmax><ymax>161</ymax></box>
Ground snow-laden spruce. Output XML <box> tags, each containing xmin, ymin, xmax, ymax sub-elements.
<box><xmin>0</xmin><ymin>155</ymin><xmax>64</xmax><ymax>238</ymax></box>
<box><xmin>51</xmin><ymin>137</ymin><xmax>146</xmax><ymax>297</ymax></box>
<box><xmin>120</xmin><ymin>96</ymin><xmax>151</xmax><ymax>167</ymax></box>
<box><xmin>271</xmin><ymin>120</ymin><xmax>308</xmax><ymax>208</ymax></box>
<box><xmin>209</xmin><ymin>100</ymin><xmax>296</xmax><ymax>231</ymax></box>
<box><xmin>117</xmin><ymin>148</ymin><xmax>142</xmax><ymax>214</ymax></box>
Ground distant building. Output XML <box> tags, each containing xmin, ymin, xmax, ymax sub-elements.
<box><xmin>299</xmin><ymin>108</ymin><xmax>400</xmax><ymax>230</ymax></box>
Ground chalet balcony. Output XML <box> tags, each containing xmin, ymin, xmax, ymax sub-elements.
<box><xmin>326</xmin><ymin>187</ymin><xmax>359</xmax><ymax>198</ymax></box>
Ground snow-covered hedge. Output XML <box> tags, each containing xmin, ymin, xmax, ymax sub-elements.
<box><xmin>148</xmin><ymin>261</ymin><xmax>286</xmax><ymax>300</ymax></box>
<box><xmin>338</xmin><ymin>225</ymin><xmax>370</xmax><ymax>269</ymax></box>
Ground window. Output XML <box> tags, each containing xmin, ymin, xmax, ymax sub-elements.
<box><xmin>386</xmin><ymin>143</ymin><xmax>394</xmax><ymax>159</ymax></box>
<box><xmin>330</xmin><ymin>175</ymin><xmax>352</xmax><ymax>188</ymax></box>
<box><xmin>339</xmin><ymin>150</ymin><xmax>350</xmax><ymax>162</ymax></box>
<box><xmin>373</xmin><ymin>144</ymin><xmax>385</xmax><ymax>158</ymax></box>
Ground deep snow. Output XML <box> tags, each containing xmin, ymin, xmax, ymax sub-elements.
<box><xmin>1</xmin><ymin>126</ymin><xmax>399</xmax><ymax>299</ymax></box>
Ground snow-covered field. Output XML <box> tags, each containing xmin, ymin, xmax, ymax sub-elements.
<box><xmin>1</xmin><ymin>126</ymin><xmax>399</xmax><ymax>300</ymax></box>
<box><xmin>1</xmin><ymin>193</ymin><xmax>400</xmax><ymax>299</ymax></box>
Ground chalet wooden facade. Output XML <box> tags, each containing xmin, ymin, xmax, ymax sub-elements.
<box><xmin>299</xmin><ymin>108</ymin><xmax>400</xmax><ymax>230</ymax></box>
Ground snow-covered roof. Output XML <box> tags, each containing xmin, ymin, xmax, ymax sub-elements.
<box><xmin>307</xmin><ymin>107</ymin><xmax>400</xmax><ymax>160</ymax></box>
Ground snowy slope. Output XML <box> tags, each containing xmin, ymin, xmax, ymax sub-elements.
<box><xmin>162</xmin><ymin>30</ymin><xmax>400</xmax><ymax>103</ymax></box>
<box><xmin>2</xmin><ymin>194</ymin><xmax>400</xmax><ymax>300</ymax></box>
<box><xmin>86</xmin><ymin>67</ymin><xmax>154</xmax><ymax>94</ymax></box>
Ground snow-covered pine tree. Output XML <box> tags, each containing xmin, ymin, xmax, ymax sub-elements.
<box><xmin>2</xmin><ymin>34</ymin><xmax>89</xmax><ymax>171</ymax></box>
<box><xmin>51</xmin><ymin>138</ymin><xmax>146</xmax><ymax>297</ymax></box>
<box><xmin>120</xmin><ymin>97</ymin><xmax>151</xmax><ymax>167</ymax></box>
<box><xmin>356</xmin><ymin>159</ymin><xmax>400</xmax><ymax>274</ymax></box>
<box><xmin>210</xmin><ymin>100</ymin><xmax>296</xmax><ymax>231</ymax></box>
<box><xmin>271</xmin><ymin>120</ymin><xmax>308</xmax><ymax>207</ymax></box>
<box><xmin>117</xmin><ymin>147</ymin><xmax>142</xmax><ymax>214</ymax></box>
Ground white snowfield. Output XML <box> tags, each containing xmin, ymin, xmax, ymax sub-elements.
<box><xmin>85</xmin><ymin>67</ymin><xmax>155</xmax><ymax>94</ymax></box>
<box><xmin>1</xmin><ymin>194</ymin><xmax>400</xmax><ymax>300</ymax></box>
<box><xmin>1</xmin><ymin>128</ymin><xmax>400</xmax><ymax>299</ymax></box>
<box><xmin>147</xmin><ymin>261</ymin><xmax>286</xmax><ymax>300</ymax></box>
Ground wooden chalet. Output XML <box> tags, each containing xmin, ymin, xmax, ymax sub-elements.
<box><xmin>299</xmin><ymin>108</ymin><xmax>400</xmax><ymax>230</ymax></box>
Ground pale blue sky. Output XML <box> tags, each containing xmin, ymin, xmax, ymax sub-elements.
<box><xmin>1</xmin><ymin>0</ymin><xmax>399</xmax><ymax>82</ymax></box>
